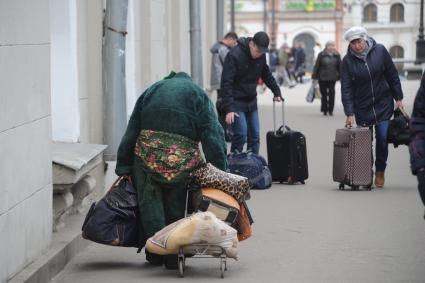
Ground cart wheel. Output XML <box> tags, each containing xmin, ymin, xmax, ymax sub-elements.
<box><xmin>338</xmin><ymin>183</ymin><xmax>344</xmax><ymax>190</ymax></box>
<box><xmin>178</xmin><ymin>257</ymin><xmax>185</xmax><ymax>278</ymax></box>
<box><xmin>220</xmin><ymin>259</ymin><xmax>224</xmax><ymax>278</ymax></box>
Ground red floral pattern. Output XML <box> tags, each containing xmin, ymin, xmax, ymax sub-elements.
<box><xmin>134</xmin><ymin>130</ymin><xmax>203</xmax><ymax>181</ymax></box>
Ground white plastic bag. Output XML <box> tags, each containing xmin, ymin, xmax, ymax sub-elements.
<box><xmin>145</xmin><ymin>211</ymin><xmax>239</xmax><ymax>259</ymax></box>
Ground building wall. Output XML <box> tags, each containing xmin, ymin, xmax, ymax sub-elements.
<box><xmin>51</xmin><ymin>0</ymin><xmax>103</xmax><ymax>143</ymax></box>
<box><xmin>342</xmin><ymin>0</ymin><xmax>420</xmax><ymax>58</ymax></box>
<box><xmin>76</xmin><ymin>0</ymin><xmax>103</xmax><ymax>144</ymax></box>
<box><xmin>126</xmin><ymin>0</ymin><xmax>218</xmax><ymax>117</ymax></box>
<box><xmin>0</xmin><ymin>0</ymin><xmax>52</xmax><ymax>281</ymax></box>
<box><xmin>51</xmin><ymin>0</ymin><xmax>80</xmax><ymax>142</ymax></box>
<box><xmin>203</xmin><ymin>0</ymin><xmax>218</xmax><ymax>92</ymax></box>
<box><xmin>279</xmin><ymin>20</ymin><xmax>336</xmax><ymax>48</ymax></box>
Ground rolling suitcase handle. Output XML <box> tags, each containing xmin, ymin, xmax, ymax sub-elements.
<box><xmin>273</xmin><ymin>100</ymin><xmax>285</xmax><ymax>134</ymax></box>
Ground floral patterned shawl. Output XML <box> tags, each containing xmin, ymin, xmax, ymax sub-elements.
<box><xmin>134</xmin><ymin>130</ymin><xmax>204</xmax><ymax>181</ymax></box>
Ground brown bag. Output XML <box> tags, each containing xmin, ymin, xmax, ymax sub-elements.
<box><xmin>192</xmin><ymin>187</ymin><xmax>240</xmax><ymax>224</ymax></box>
<box><xmin>190</xmin><ymin>163</ymin><xmax>251</xmax><ymax>202</ymax></box>
<box><xmin>234</xmin><ymin>201</ymin><xmax>253</xmax><ymax>241</ymax></box>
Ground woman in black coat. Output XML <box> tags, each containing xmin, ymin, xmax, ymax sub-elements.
<box><xmin>410</xmin><ymin>72</ymin><xmax>425</xmax><ymax>217</ymax></box>
<box><xmin>341</xmin><ymin>26</ymin><xmax>404</xmax><ymax>188</ymax></box>
<box><xmin>312</xmin><ymin>40</ymin><xmax>341</xmax><ymax>116</ymax></box>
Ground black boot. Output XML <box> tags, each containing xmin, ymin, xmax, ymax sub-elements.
<box><xmin>146</xmin><ymin>251</ymin><xmax>164</xmax><ymax>266</ymax></box>
<box><xmin>164</xmin><ymin>254</ymin><xmax>179</xmax><ymax>270</ymax></box>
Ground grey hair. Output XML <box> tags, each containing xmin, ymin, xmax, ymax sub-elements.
<box><xmin>325</xmin><ymin>40</ymin><xmax>335</xmax><ymax>47</ymax></box>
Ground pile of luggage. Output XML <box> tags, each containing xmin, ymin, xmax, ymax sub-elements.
<box><xmin>81</xmin><ymin>162</ymin><xmax>254</xmax><ymax>277</ymax></box>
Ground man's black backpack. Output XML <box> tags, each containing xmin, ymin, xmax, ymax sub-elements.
<box><xmin>387</xmin><ymin>108</ymin><xmax>410</xmax><ymax>148</ymax></box>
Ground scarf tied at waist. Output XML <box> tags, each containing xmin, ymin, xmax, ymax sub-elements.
<box><xmin>134</xmin><ymin>130</ymin><xmax>204</xmax><ymax>181</ymax></box>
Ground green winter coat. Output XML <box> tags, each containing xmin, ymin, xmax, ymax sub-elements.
<box><xmin>115</xmin><ymin>71</ymin><xmax>227</xmax><ymax>240</ymax></box>
<box><xmin>116</xmin><ymin>71</ymin><xmax>227</xmax><ymax>175</ymax></box>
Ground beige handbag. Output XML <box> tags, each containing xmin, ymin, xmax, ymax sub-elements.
<box><xmin>190</xmin><ymin>163</ymin><xmax>251</xmax><ymax>202</ymax></box>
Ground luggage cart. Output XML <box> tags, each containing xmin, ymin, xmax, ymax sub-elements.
<box><xmin>177</xmin><ymin>187</ymin><xmax>228</xmax><ymax>278</ymax></box>
<box><xmin>178</xmin><ymin>244</ymin><xmax>227</xmax><ymax>278</ymax></box>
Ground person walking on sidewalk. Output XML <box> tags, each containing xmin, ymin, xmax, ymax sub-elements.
<box><xmin>409</xmin><ymin>72</ymin><xmax>425</xmax><ymax>219</ymax></box>
<box><xmin>210</xmin><ymin>31</ymin><xmax>238</xmax><ymax>141</ymax></box>
<box><xmin>220</xmin><ymin>31</ymin><xmax>283</xmax><ymax>154</ymax></box>
<box><xmin>277</xmin><ymin>43</ymin><xmax>296</xmax><ymax>88</ymax></box>
<box><xmin>312</xmin><ymin>40</ymin><xmax>341</xmax><ymax>116</ymax></box>
<box><xmin>115</xmin><ymin>71</ymin><xmax>227</xmax><ymax>269</ymax></box>
<box><xmin>293</xmin><ymin>42</ymin><xmax>306</xmax><ymax>83</ymax></box>
<box><xmin>341</xmin><ymin>26</ymin><xmax>404</xmax><ymax>188</ymax></box>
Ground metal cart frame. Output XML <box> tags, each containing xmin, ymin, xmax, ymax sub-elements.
<box><xmin>176</xmin><ymin>188</ymin><xmax>229</xmax><ymax>278</ymax></box>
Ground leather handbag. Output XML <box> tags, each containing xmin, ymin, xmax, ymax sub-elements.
<box><xmin>81</xmin><ymin>176</ymin><xmax>144</xmax><ymax>248</ymax></box>
<box><xmin>388</xmin><ymin>108</ymin><xmax>410</xmax><ymax>148</ymax></box>
<box><xmin>191</xmin><ymin>187</ymin><xmax>240</xmax><ymax>225</ymax></box>
<box><xmin>234</xmin><ymin>201</ymin><xmax>253</xmax><ymax>241</ymax></box>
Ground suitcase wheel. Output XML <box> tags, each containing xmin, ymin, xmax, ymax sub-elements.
<box><xmin>351</xmin><ymin>186</ymin><xmax>360</xmax><ymax>191</ymax></box>
<box><xmin>364</xmin><ymin>185</ymin><xmax>373</xmax><ymax>191</ymax></box>
<box><xmin>338</xmin><ymin>183</ymin><xmax>344</xmax><ymax>190</ymax></box>
<box><xmin>301</xmin><ymin>180</ymin><xmax>305</xmax><ymax>185</ymax></box>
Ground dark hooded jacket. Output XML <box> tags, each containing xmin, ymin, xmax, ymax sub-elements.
<box><xmin>341</xmin><ymin>38</ymin><xmax>403</xmax><ymax>126</ymax></box>
<box><xmin>220</xmin><ymin>37</ymin><xmax>281</xmax><ymax>113</ymax></box>
<box><xmin>312</xmin><ymin>50</ymin><xmax>341</xmax><ymax>81</ymax></box>
<box><xmin>410</xmin><ymin>73</ymin><xmax>425</xmax><ymax>174</ymax></box>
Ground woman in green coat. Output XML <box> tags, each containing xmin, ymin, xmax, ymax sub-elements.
<box><xmin>115</xmin><ymin>71</ymin><xmax>227</xmax><ymax>268</ymax></box>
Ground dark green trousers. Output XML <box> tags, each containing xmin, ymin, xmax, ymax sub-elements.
<box><xmin>132</xmin><ymin>158</ymin><xmax>190</xmax><ymax>240</ymax></box>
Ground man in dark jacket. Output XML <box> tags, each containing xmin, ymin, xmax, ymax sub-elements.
<box><xmin>341</xmin><ymin>26</ymin><xmax>404</xmax><ymax>188</ymax></box>
<box><xmin>220</xmin><ymin>31</ymin><xmax>283</xmax><ymax>154</ymax></box>
<box><xmin>409</xmin><ymin>72</ymin><xmax>425</xmax><ymax>218</ymax></box>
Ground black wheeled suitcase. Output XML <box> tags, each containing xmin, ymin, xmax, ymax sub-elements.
<box><xmin>266</xmin><ymin>101</ymin><xmax>308</xmax><ymax>184</ymax></box>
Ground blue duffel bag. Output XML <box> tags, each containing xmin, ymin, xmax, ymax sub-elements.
<box><xmin>82</xmin><ymin>176</ymin><xmax>144</xmax><ymax>249</ymax></box>
<box><xmin>227</xmin><ymin>151</ymin><xmax>272</xmax><ymax>190</ymax></box>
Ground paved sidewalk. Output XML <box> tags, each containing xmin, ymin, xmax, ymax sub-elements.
<box><xmin>48</xmin><ymin>79</ymin><xmax>425</xmax><ymax>283</ymax></box>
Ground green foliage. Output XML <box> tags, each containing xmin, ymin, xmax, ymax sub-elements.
<box><xmin>286</xmin><ymin>0</ymin><xmax>335</xmax><ymax>11</ymax></box>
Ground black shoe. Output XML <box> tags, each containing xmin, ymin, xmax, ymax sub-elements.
<box><xmin>323</xmin><ymin>112</ymin><xmax>328</xmax><ymax>116</ymax></box>
<box><xmin>329</xmin><ymin>112</ymin><xmax>333</xmax><ymax>116</ymax></box>
<box><xmin>164</xmin><ymin>254</ymin><xmax>179</xmax><ymax>270</ymax></box>
<box><xmin>146</xmin><ymin>251</ymin><xmax>164</xmax><ymax>266</ymax></box>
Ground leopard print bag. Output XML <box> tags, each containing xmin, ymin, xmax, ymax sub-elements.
<box><xmin>190</xmin><ymin>163</ymin><xmax>251</xmax><ymax>202</ymax></box>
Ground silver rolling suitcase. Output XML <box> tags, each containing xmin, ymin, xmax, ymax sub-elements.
<box><xmin>333</xmin><ymin>127</ymin><xmax>373</xmax><ymax>190</ymax></box>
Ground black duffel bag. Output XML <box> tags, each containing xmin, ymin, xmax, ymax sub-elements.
<box><xmin>82</xmin><ymin>176</ymin><xmax>144</xmax><ymax>249</ymax></box>
<box><xmin>387</xmin><ymin>108</ymin><xmax>410</xmax><ymax>148</ymax></box>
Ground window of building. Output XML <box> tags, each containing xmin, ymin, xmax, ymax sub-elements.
<box><xmin>389</xmin><ymin>45</ymin><xmax>404</xmax><ymax>73</ymax></box>
<box><xmin>363</xmin><ymin>3</ymin><xmax>377</xmax><ymax>22</ymax></box>
<box><xmin>390</xmin><ymin>3</ymin><xmax>404</xmax><ymax>22</ymax></box>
